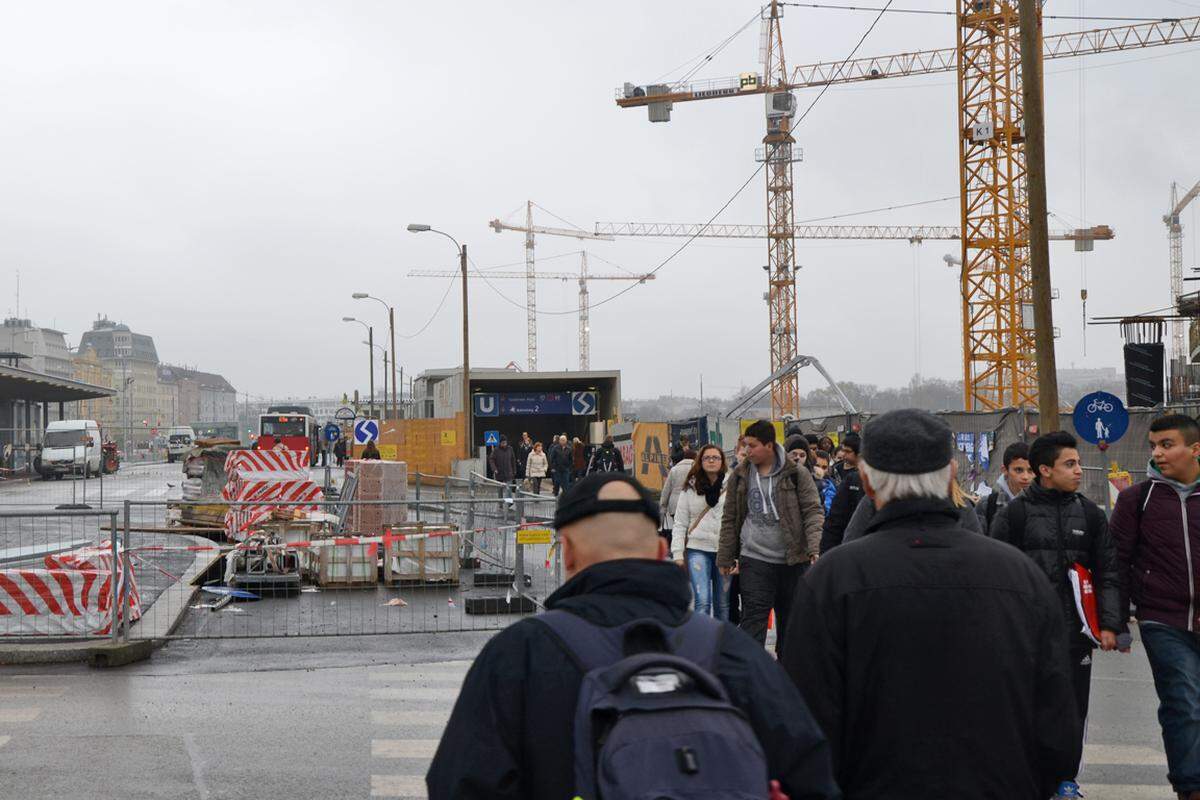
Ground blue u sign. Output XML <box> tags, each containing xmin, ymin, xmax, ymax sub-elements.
<box><xmin>474</xmin><ymin>393</ymin><xmax>499</xmax><ymax>417</ymax></box>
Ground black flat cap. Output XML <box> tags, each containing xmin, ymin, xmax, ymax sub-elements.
<box><xmin>860</xmin><ymin>409</ymin><xmax>954</xmax><ymax>475</ymax></box>
<box><xmin>554</xmin><ymin>472</ymin><xmax>661</xmax><ymax>530</ymax></box>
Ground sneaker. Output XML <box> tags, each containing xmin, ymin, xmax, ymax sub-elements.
<box><xmin>1053</xmin><ymin>781</ymin><xmax>1083</xmax><ymax>799</ymax></box>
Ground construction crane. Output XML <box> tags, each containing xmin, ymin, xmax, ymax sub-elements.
<box><xmin>409</xmin><ymin>253</ymin><xmax>652</xmax><ymax>371</ymax></box>
<box><xmin>615</xmin><ymin>6</ymin><xmax>1200</xmax><ymax>413</ymax></box>
<box><xmin>594</xmin><ymin>222</ymin><xmax>1114</xmax><ymax>244</ymax></box>
<box><xmin>488</xmin><ymin>202</ymin><xmax>614</xmax><ymax>372</ymax></box>
<box><xmin>1167</xmin><ymin>180</ymin><xmax>1200</xmax><ymax>362</ymax></box>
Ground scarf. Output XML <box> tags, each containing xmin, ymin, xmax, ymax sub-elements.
<box><xmin>703</xmin><ymin>473</ymin><xmax>725</xmax><ymax>508</ymax></box>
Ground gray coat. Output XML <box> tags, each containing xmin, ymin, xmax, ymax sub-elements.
<box><xmin>842</xmin><ymin>494</ymin><xmax>982</xmax><ymax>544</ymax></box>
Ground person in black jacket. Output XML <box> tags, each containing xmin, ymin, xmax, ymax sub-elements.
<box><xmin>820</xmin><ymin>433</ymin><xmax>862</xmax><ymax>553</ymax></box>
<box><xmin>427</xmin><ymin>473</ymin><xmax>839</xmax><ymax>800</ymax></box>
<box><xmin>785</xmin><ymin>409</ymin><xmax>1081</xmax><ymax>800</ymax></box>
<box><xmin>989</xmin><ymin>430</ymin><xmax>1124</xmax><ymax>799</ymax></box>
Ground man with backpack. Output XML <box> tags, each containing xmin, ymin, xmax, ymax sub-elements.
<box><xmin>820</xmin><ymin>432</ymin><xmax>862</xmax><ymax>553</ymax></box>
<box><xmin>717</xmin><ymin>419</ymin><xmax>824</xmax><ymax>656</ymax></box>
<box><xmin>976</xmin><ymin>441</ymin><xmax>1034</xmax><ymax>534</ymax></box>
<box><xmin>1111</xmin><ymin>413</ymin><xmax>1200</xmax><ymax>800</ymax></box>
<box><xmin>784</xmin><ymin>409</ymin><xmax>1080</xmax><ymax>799</ymax></box>
<box><xmin>426</xmin><ymin>472</ymin><xmax>839</xmax><ymax>800</ymax></box>
<box><xmin>585</xmin><ymin>434</ymin><xmax>625</xmax><ymax>475</ymax></box>
<box><xmin>990</xmin><ymin>430</ymin><xmax>1123</xmax><ymax>800</ymax></box>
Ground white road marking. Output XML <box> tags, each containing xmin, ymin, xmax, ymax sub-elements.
<box><xmin>1084</xmin><ymin>785</ymin><xmax>1173</xmax><ymax>799</ymax></box>
<box><xmin>0</xmin><ymin>708</ymin><xmax>41</xmax><ymax>723</ymax></box>
<box><xmin>371</xmin><ymin>710</ymin><xmax>452</xmax><ymax>726</ymax></box>
<box><xmin>368</xmin><ymin>661</ymin><xmax>471</xmax><ymax>681</ymax></box>
<box><xmin>370</xmin><ymin>687</ymin><xmax>461</xmax><ymax>701</ymax></box>
<box><xmin>1085</xmin><ymin>744</ymin><xmax>1168</xmax><ymax>766</ymax></box>
<box><xmin>0</xmin><ymin>735</ymin><xmax>10</xmax><ymax>749</ymax></box>
<box><xmin>368</xmin><ymin>672</ymin><xmax>467</xmax><ymax>685</ymax></box>
<box><xmin>370</xmin><ymin>774</ymin><xmax>427</xmax><ymax>798</ymax></box>
<box><xmin>372</xmin><ymin>739</ymin><xmax>439</xmax><ymax>759</ymax></box>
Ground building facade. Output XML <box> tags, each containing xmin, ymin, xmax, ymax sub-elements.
<box><xmin>71</xmin><ymin>346</ymin><xmax>115</xmax><ymax>425</ymax></box>
<box><xmin>157</xmin><ymin>365</ymin><xmax>237</xmax><ymax>427</ymax></box>
<box><xmin>77</xmin><ymin>317</ymin><xmax>164</xmax><ymax>447</ymax></box>
<box><xmin>1</xmin><ymin>318</ymin><xmax>73</xmax><ymax>379</ymax></box>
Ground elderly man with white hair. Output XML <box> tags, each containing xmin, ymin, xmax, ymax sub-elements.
<box><xmin>782</xmin><ymin>408</ymin><xmax>1082</xmax><ymax>800</ymax></box>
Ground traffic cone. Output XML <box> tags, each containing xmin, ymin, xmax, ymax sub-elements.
<box><xmin>768</xmin><ymin>610</ymin><xmax>775</xmax><ymax>630</ymax></box>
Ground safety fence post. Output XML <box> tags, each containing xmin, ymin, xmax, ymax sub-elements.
<box><xmin>513</xmin><ymin>493</ymin><xmax>526</xmax><ymax>601</ymax></box>
<box><xmin>121</xmin><ymin>502</ymin><xmax>132</xmax><ymax>642</ymax></box>
<box><xmin>465</xmin><ymin>472</ymin><xmax>477</xmax><ymax>564</ymax></box>
<box><xmin>414</xmin><ymin>472</ymin><xmax>422</xmax><ymax>522</ymax></box>
<box><xmin>109</xmin><ymin>510</ymin><xmax>119</xmax><ymax>644</ymax></box>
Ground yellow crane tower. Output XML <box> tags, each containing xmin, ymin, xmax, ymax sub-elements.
<box><xmin>615</xmin><ymin>6</ymin><xmax>1199</xmax><ymax>413</ymax></box>
<box><xmin>409</xmin><ymin>255</ymin><xmax>653</xmax><ymax>371</ymax></box>
<box><xmin>488</xmin><ymin>202</ymin><xmax>613</xmax><ymax>373</ymax></box>
<box><xmin>1167</xmin><ymin>180</ymin><xmax>1200</xmax><ymax>364</ymax></box>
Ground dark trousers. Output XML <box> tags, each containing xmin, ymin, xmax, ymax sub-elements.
<box><xmin>1141</xmin><ymin>622</ymin><xmax>1200</xmax><ymax>793</ymax></box>
<box><xmin>530</xmin><ymin>477</ymin><xmax>543</xmax><ymax>494</ymax></box>
<box><xmin>1068</xmin><ymin>645</ymin><xmax>1093</xmax><ymax>781</ymax></box>
<box><xmin>553</xmin><ymin>469</ymin><xmax>571</xmax><ymax>496</ymax></box>
<box><xmin>738</xmin><ymin>557</ymin><xmax>805</xmax><ymax>657</ymax></box>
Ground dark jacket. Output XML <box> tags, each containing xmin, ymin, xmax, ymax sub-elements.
<box><xmin>426</xmin><ymin>559</ymin><xmax>840</xmax><ymax>800</ymax></box>
<box><xmin>586</xmin><ymin>442</ymin><xmax>624</xmax><ymax>475</ymax></box>
<box><xmin>717</xmin><ymin>445</ymin><xmax>825</xmax><ymax>568</ymax></box>
<box><xmin>516</xmin><ymin>440</ymin><xmax>533</xmax><ymax>476</ymax></box>
<box><xmin>820</xmin><ymin>467</ymin><xmax>862</xmax><ymax>553</ymax></box>
<box><xmin>784</xmin><ymin>497</ymin><xmax>1081</xmax><ymax>800</ymax></box>
<box><xmin>571</xmin><ymin>441</ymin><xmax>585</xmax><ymax>472</ymax></box>
<box><xmin>975</xmin><ymin>474</ymin><xmax>1019</xmax><ymax>534</ymax></box>
<box><xmin>1111</xmin><ymin>464</ymin><xmax>1200</xmax><ymax>632</ymax></box>
<box><xmin>548</xmin><ymin>443</ymin><xmax>571</xmax><ymax>473</ymax></box>
<box><xmin>990</xmin><ymin>481</ymin><xmax>1124</xmax><ymax>649</ymax></box>
<box><xmin>488</xmin><ymin>444</ymin><xmax>517</xmax><ymax>483</ymax></box>
<box><xmin>841</xmin><ymin>493</ymin><xmax>981</xmax><ymax>543</ymax></box>
<box><xmin>361</xmin><ymin>442</ymin><xmax>380</xmax><ymax>460</ymax></box>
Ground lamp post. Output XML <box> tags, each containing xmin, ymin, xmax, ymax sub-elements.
<box><xmin>407</xmin><ymin>223</ymin><xmax>470</xmax><ymax>459</ymax></box>
<box><xmin>343</xmin><ymin>317</ymin><xmax>375</xmax><ymax>419</ymax></box>
<box><xmin>353</xmin><ymin>293</ymin><xmax>397</xmax><ymax>420</ymax></box>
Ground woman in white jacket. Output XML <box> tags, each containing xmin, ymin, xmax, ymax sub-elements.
<box><xmin>524</xmin><ymin>442</ymin><xmax>549</xmax><ymax>494</ymax></box>
<box><xmin>671</xmin><ymin>443</ymin><xmax>731</xmax><ymax>619</ymax></box>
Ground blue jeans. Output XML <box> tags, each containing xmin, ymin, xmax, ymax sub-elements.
<box><xmin>1141</xmin><ymin>621</ymin><xmax>1200</xmax><ymax>793</ymax></box>
<box><xmin>685</xmin><ymin>549</ymin><xmax>730</xmax><ymax>621</ymax></box>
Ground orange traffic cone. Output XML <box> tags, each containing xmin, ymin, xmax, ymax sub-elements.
<box><xmin>768</xmin><ymin>610</ymin><xmax>775</xmax><ymax>630</ymax></box>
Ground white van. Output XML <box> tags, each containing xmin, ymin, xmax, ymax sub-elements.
<box><xmin>40</xmin><ymin>420</ymin><xmax>103</xmax><ymax>479</ymax></box>
<box><xmin>166</xmin><ymin>426</ymin><xmax>196</xmax><ymax>463</ymax></box>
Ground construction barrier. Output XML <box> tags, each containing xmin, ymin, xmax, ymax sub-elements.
<box><xmin>0</xmin><ymin>567</ymin><xmax>119</xmax><ymax>636</ymax></box>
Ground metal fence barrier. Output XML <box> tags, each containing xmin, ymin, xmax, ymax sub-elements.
<box><xmin>0</xmin><ymin>509</ymin><xmax>132</xmax><ymax>643</ymax></box>
<box><xmin>112</xmin><ymin>493</ymin><xmax>562</xmax><ymax>640</ymax></box>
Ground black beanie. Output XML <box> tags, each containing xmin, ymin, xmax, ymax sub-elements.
<box><xmin>860</xmin><ymin>409</ymin><xmax>954</xmax><ymax>475</ymax></box>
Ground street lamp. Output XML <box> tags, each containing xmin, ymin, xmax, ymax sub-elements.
<box><xmin>407</xmin><ymin>223</ymin><xmax>470</xmax><ymax>459</ymax></box>
<box><xmin>353</xmin><ymin>292</ymin><xmax>398</xmax><ymax>421</ymax></box>
<box><xmin>343</xmin><ymin>317</ymin><xmax>375</xmax><ymax>419</ymax></box>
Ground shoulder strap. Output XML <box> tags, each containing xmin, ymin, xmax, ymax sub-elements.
<box><xmin>1007</xmin><ymin>495</ymin><xmax>1027</xmax><ymax>547</ymax></box>
<box><xmin>985</xmin><ymin>492</ymin><xmax>1000</xmax><ymax>527</ymax></box>
<box><xmin>535</xmin><ymin>610</ymin><xmax>724</xmax><ymax>674</ymax></box>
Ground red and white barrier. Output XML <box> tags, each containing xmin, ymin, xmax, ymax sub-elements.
<box><xmin>221</xmin><ymin>468</ymin><xmax>310</xmax><ymax>501</ymax></box>
<box><xmin>0</xmin><ymin>568</ymin><xmax>117</xmax><ymax>636</ymax></box>
<box><xmin>223</xmin><ymin>479</ymin><xmax>325</xmax><ymax>541</ymax></box>
<box><xmin>224</xmin><ymin>449</ymin><xmax>310</xmax><ymax>474</ymax></box>
<box><xmin>44</xmin><ymin>545</ymin><xmax>142</xmax><ymax>622</ymax></box>
<box><xmin>135</xmin><ymin>528</ymin><xmax>458</xmax><ymax>553</ymax></box>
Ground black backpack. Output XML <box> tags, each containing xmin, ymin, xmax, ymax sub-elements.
<box><xmin>536</xmin><ymin>610</ymin><xmax>770</xmax><ymax>800</ymax></box>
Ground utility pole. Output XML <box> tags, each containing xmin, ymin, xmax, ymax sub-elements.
<box><xmin>1019</xmin><ymin>0</ymin><xmax>1060</xmax><ymax>431</ymax></box>
<box><xmin>461</xmin><ymin>243</ymin><xmax>472</xmax><ymax>459</ymax></box>
<box><xmin>389</xmin><ymin>305</ymin><xmax>397</xmax><ymax>421</ymax></box>
<box><xmin>368</xmin><ymin>325</ymin><xmax>376</xmax><ymax>420</ymax></box>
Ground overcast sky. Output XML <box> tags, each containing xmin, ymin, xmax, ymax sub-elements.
<box><xmin>1</xmin><ymin>1</ymin><xmax>1197</xmax><ymax>403</ymax></box>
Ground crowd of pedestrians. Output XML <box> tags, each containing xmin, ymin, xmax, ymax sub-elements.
<box><xmin>428</xmin><ymin>409</ymin><xmax>1200</xmax><ymax>800</ymax></box>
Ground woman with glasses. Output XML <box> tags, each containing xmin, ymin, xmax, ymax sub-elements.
<box><xmin>671</xmin><ymin>443</ymin><xmax>732</xmax><ymax>619</ymax></box>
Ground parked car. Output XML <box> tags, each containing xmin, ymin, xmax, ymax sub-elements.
<box><xmin>166</xmin><ymin>426</ymin><xmax>196</xmax><ymax>463</ymax></box>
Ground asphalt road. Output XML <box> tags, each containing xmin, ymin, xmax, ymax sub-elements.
<box><xmin>0</xmin><ymin>626</ymin><xmax>1180</xmax><ymax>800</ymax></box>
<box><xmin>0</xmin><ymin>462</ymin><xmax>182</xmax><ymax>511</ymax></box>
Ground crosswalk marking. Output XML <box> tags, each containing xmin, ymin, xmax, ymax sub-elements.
<box><xmin>370</xmin><ymin>687</ymin><xmax>461</xmax><ymax>702</ymax></box>
<box><xmin>371</xmin><ymin>710</ymin><xmax>452</xmax><ymax>726</ymax></box>
<box><xmin>370</xmin><ymin>774</ymin><xmax>427</xmax><ymax>798</ymax></box>
<box><xmin>368</xmin><ymin>669</ymin><xmax>469</xmax><ymax>684</ymax></box>
<box><xmin>372</xmin><ymin>739</ymin><xmax>439</xmax><ymax>759</ymax></box>
<box><xmin>0</xmin><ymin>736</ymin><xmax>10</xmax><ymax>749</ymax></box>
<box><xmin>1085</xmin><ymin>744</ymin><xmax>1168</xmax><ymax>766</ymax></box>
<box><xmin>1084</xmin><ymin>785</ymin><xmax>1172</xmax><ymax>799</ymax></box>
<box><xmin>0</xmin><ymin>708</ymin><xmax>41</xmax><ymax>723</ymax></box>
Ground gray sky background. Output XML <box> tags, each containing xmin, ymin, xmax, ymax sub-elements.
<box><xmin>1</xmin><ymin>1</ymin><xmax>1197</xmax><ymax>403</ymax></box>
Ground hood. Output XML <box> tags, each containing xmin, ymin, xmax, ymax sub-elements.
<box><xmin>545</xmin><ymin>558</ymin><xmax>691</xmax><ymax>624</ymax></box>
<box><xmin>1147</xmin><ymin>459</ymin><xmax>1200</xmax><ymax>497</ymax></box>
<box><xmin>993</xmin><ymin>474</ymin><xmax>1017</xmax><ymax>501</ymax></box>
<box><xmin>766</xmin><ymin>443</ymin><xmax>787</xmax><ymax>477</ymax></box>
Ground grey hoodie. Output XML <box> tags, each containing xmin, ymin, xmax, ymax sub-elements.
<box><xmin>740</xmin><ymin>443</ymin><xmax>789</xmax><ymax>564</ymax></box>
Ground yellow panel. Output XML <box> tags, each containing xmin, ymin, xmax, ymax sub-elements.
<box><xmin>516</xmin><ymin>528</ymin><xmax>553</xmax><ymax>545</ymax></box>
<box><xmin>377</xmin><ymin>444</ymin><xmax>398</xmax><ymax>461</ymax></box>
<box><xmin>440</xmin><ymin>430</ymin><xmax>457</xmax><ymax>445</ymax></box>
<box><xmin>633</xmin><ymin>423</ymin><xmax>671</xmax><ymax>491</ymax></box>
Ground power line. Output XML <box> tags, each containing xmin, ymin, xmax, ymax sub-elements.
<box><xmin>781</xmin><ymin>2</ymin><xmax>1181</xmax><ymax>22</ymax></box>
<box><xmin>396</xmin><ymin>275</ymin><xmax>458</xmax><ymax>340</ymax></box>
<box><xmin>797</xmin><ymin>194</ymin><xmax>957</xmax><ymax>223</ymax></box>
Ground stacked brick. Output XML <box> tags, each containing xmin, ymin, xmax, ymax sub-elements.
<box><xmin>344</xmin><ymin>459</ymin><xmax>407</xmax><ymax>534</ymax></box>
